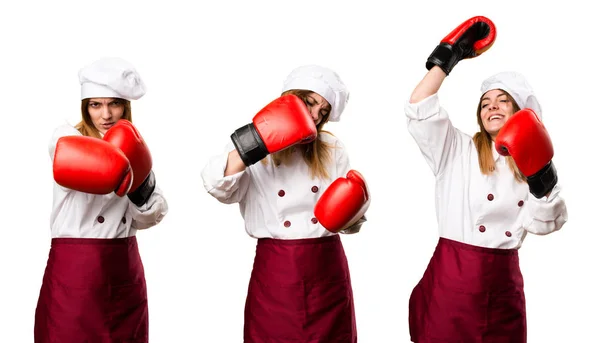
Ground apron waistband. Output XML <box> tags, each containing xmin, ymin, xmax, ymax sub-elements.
<box><xmin>257</xmin><ymin>234</ymin><xmax>339</xmax><ymax>246</ymax></box>
<box><xmin>439</xmin><ymin>237</ymin><xmax>518</xmax><ymax>255</ymax></box>
<box><xmin>51</xmin><ymin>236</ymin><xmax>137</xmax><ymax>246</ymax></box>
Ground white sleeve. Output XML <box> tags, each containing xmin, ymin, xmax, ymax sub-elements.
<box><xmin>200</xmin><ymin>142</ymin><xmax>250</xmax><ymax>204</ymax></box>
<box><xmin>128</xmin><ymin>184</ymin><xmax>169</xmax><ymax>230</ymax></box>
<box><xmin>522</xmin><ymin>183</ymin><xmax>568</xmax><ymax>235</ymax></box>
<box><xmin>332</xmin><ymin>136</ymin><xmax>369</xmax><ymax>235</ymax></box>
<box><xmin>405</xmin><ymin>93</ymin><xmax>470</xmax><ymax>177</ymax></box>
<box><xmin>334</xmin><ymin>136</ymin><xmax>351</xmax><ymax>177</ymax></box>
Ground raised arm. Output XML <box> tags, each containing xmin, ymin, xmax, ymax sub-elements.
<box><xmin>405</xmin><ymin>16</ymin><xmax>497</xmax><ymax>177</ymax></box>
<box><xmin>409</xmin><ymin>67</ymin><xmax>447</xmax><ymax>104</ymax></box>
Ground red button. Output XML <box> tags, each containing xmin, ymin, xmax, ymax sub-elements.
<box><xmin>479</xmin><ymin>225</ymin><xmax>486</xmax><ymax>233</ymax></box>
<box><xmin>505</xmin><ymin>231</ymin><xmax>512</xmax><ymax>237</ymax></box>
<box><xmin>284</xmin><ymin>220</ymin><xmax>291</xmax><ymax>228</ymax></box>
<box><xmin>122</xmin><ymin>217</ymin><xmax>127</xmax><ymax>224</ymax></box>
<box><xmin>97</xmin><ymin>216</ymin><xmax>105</xmax><ymax>223</ymax></box>
<box><xmin>311</xmin><ymin>218</ymin><xmax>318</xmax><ymax>224</ymax></box>
<box><xmin>311</xmin><ymin>186</ymin><xmax>319</xmax><ymax>193</ymax></box>
<box><xmin>487</xmin><ymin>194</ymin><xmax>494</xmax><ymax>201</ymax></box>
<box><xmin>518</xmin><ymin>200</ymin><xmax>524</xmax><ymax>207</ymax></box>
<box><xmin>278</xmin><ymin>190</ymin><xmax>285</xmax><ymax>197</ymax></box>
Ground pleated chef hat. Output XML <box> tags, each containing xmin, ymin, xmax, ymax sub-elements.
<box><xmin>282</xmin><ymin>65</ymin><xmax>349</xmax><ymax>122</ymax></box>
<box><xmin>480</xmin><ymin>71</ymin><xmax>542</xmax><ymax>119</ymax></box>
<box><xmin>79</xmin><ymin>57</ymin><xmax>146</xmax><ymax>101</ymax></box>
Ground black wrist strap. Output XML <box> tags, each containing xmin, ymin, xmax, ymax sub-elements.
<box><xmin>527</xmin><ymin>161</ymin><xmax>557</xmax><ymax>199</ymax></box>
<box><xmin>426</xmin><ymin>43</ymin><xmax>457</xmax><ymax>75</ymax></box>
<box><xmin>128</xmin><ymin>170</ymin><xmax>156</xmax><ymax>207</ymax></box>
<box><xmin>231</xmin><ymin>124</ymin><xmax>268</xmax><ymax>166</ymax></box>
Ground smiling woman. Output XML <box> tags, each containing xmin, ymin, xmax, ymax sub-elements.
<box><xmin>479</xmin><ymin>90</ymin><xmax>518</xmax><ymax>136</ymax></box>
<box><xmin>474</xmin><ymin>88</ymin><xmax>525</xmax><ymax>180</ymax></box>
<box><xmin>403</xmin><ymin>16</ymin><xmax>567</xmax><ymax>343</ymax></box>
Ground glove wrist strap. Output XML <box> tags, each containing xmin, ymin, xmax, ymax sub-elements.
<box><xmin>231</xmin><ymin>124</ymin><xmax>269</xmax><ymax>166</ymax></box>
<box><xmin>426</xmin><ymin>43</ymin><xmax>458</xmax><ymax>75</ymax></box>
<box><xmin>527</xmin><ymin>161</ymin><xmax>558</xmax><ymax>199</ymax></box>
<box><xmin>128</xmin><ymin>170</ymin><xmax>156</xmax><ymax>207</ymax></box>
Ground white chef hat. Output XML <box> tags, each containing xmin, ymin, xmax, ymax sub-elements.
<box><xmin>281</xmin><ymin>65</ymin><xmax>349</xmax><ymax>122</ymax></box>
<box><xmin>480</xmin><ymin>71</ymin><xmax>542</xmax><ymax>119</ymax></box>
<box><xmin>79</xmin><ymin>57</ymin><xmax>146</xmax><ymax>101</ymax></box>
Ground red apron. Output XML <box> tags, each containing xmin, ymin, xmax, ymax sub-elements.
<box><xmin>409</xmin><ymin>237</ymin><xmax>526</xmax><ymax>343</ymax></box>
<box><xmin>34</xmin><ymin>237</ymin><xmax>148</xmax><ymax>343</ymax></box>
<box><xmin>244</xmin><ymin>235</ymin><xmax>357</xmax><ymax>343</ymax></box>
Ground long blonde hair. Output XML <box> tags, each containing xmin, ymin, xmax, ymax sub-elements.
<box><xmin>473</xmin><ymin>90</ymin><xmax>526</xmax><ymax>182</ymax></box>
<box><xmin>260</xmin><ymin>89</ymin><xmax>335</xmax><ymax>180</ymax></box>
<box><xmin>75</xmin><ymin>98</ymin><xmax>132</xmax><ymax>138</ymax></box>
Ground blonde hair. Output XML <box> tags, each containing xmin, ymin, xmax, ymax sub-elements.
<box><xmin>260</xmin><ymin>89</ymin><xmax>335</xmax><ymax>180</ymax></box>
<box><xmin>473</xmin><ymin>90</ymin><xmax>526</xmax><ymax>182</ymax></box>
<box><xmin>75</xmin><ymin>98</ymin><xmax>132</xmax><ymax>138</ymax></box>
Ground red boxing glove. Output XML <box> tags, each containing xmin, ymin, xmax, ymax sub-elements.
<box><xmin>53</xmin><ymin>136</ymin><xmax>133</xmax><ymax>196</ymax></box>
<box><xmin>495</xmin><ymin>108</ymin><xmax>558</xmax><ymax>198</ymax></box>
<box><xmin>103</xmin><ymin>120</ymin><xmax>155</xmax><ymax>206</ymax></box>
<box><xmin>314</xmin><ymin>170</ymin><xmax>370</xmax><ymax>233</ymax></box>
<box><xmin>231</xmin><ymin>95</ymin><xmax>317</xmax><ymax>166</ymax></box>
<box><xmin>426</xmin><ymin>16</ymin><xmax>496</xmax><ymax>75</ymax></box>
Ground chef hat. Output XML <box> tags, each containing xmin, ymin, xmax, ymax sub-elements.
<box><xmin>282</xmin><ymin>65</ymin><xmax>349</xmax><ymax>122</ymax></box>
<box><xmin>79</xmin><ymin>57</ymin><xmax>146</xmax><ymax>101</ymax></box>
<box><xmin>480</xmin><ymin>71</ymin><xmax>542</xmax><ymax>119</ymax></box>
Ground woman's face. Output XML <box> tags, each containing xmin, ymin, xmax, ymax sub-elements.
<box><xmin>87</xmin><ymin>98</ymin><xmax>125</xmax><ymax>134</ymax></box>
<box><xmin>304</xmin><ymin>92</ymin><xmax>331</xmax><ymax>126</ymax></box>
<box><xmin>480</xmin><ymin>89</ymin><xmax>515</xmax><ymax>140</ymax></box>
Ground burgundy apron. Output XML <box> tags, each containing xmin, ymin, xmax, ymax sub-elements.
<box><xmin>244</xmin><ymin>235</ymin><xmax>357</xmax><ymax>343</ymax></box>
<box><xmin>409</xmin><ymin>237</ymin><xmax>526</xmax><ymax>343</ymax></box>
<box><xmin>34</xmin><ymin>237</ymin><xmax>148</xmax><ymax>343</ymax></box>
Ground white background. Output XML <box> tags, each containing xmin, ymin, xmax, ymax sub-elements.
<box><xmin>0</xmin><ymin>0</ymin><xmax>597</xmax><ymax>342</ymax></box>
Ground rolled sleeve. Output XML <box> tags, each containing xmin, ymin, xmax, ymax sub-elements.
<box><xmin>201</xmin><ymin>143</ymin><xmax>250</xmax><ymax>204</ymax></box>
<box><xmin>128</xmin><ymin>185</ymin><xmax>168</xmax><ymax>230</ymax></box>
<box><xmin>523</xmin><ymin>183</ymin><xmax>568</xmax><ymax>235</ymax></box>
<box><xmin>405</xmin><ymin>93</ymin><xmax>444</xmax><ymax>121</ymax></box>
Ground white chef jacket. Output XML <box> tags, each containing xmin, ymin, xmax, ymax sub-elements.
<box><xmin>201</xmin><ymin>132</ymin><xmax>355</xmax><ymax>239</ymax></box>
<box><xmin>48</xmin><ymin>124</ymin><xmax>168</xmax><ymax>239</ymax></box>
<box><xmin>405</xmin><ymin>93</ymin><xmax>568</xmax><ymax>249</ymax></box>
